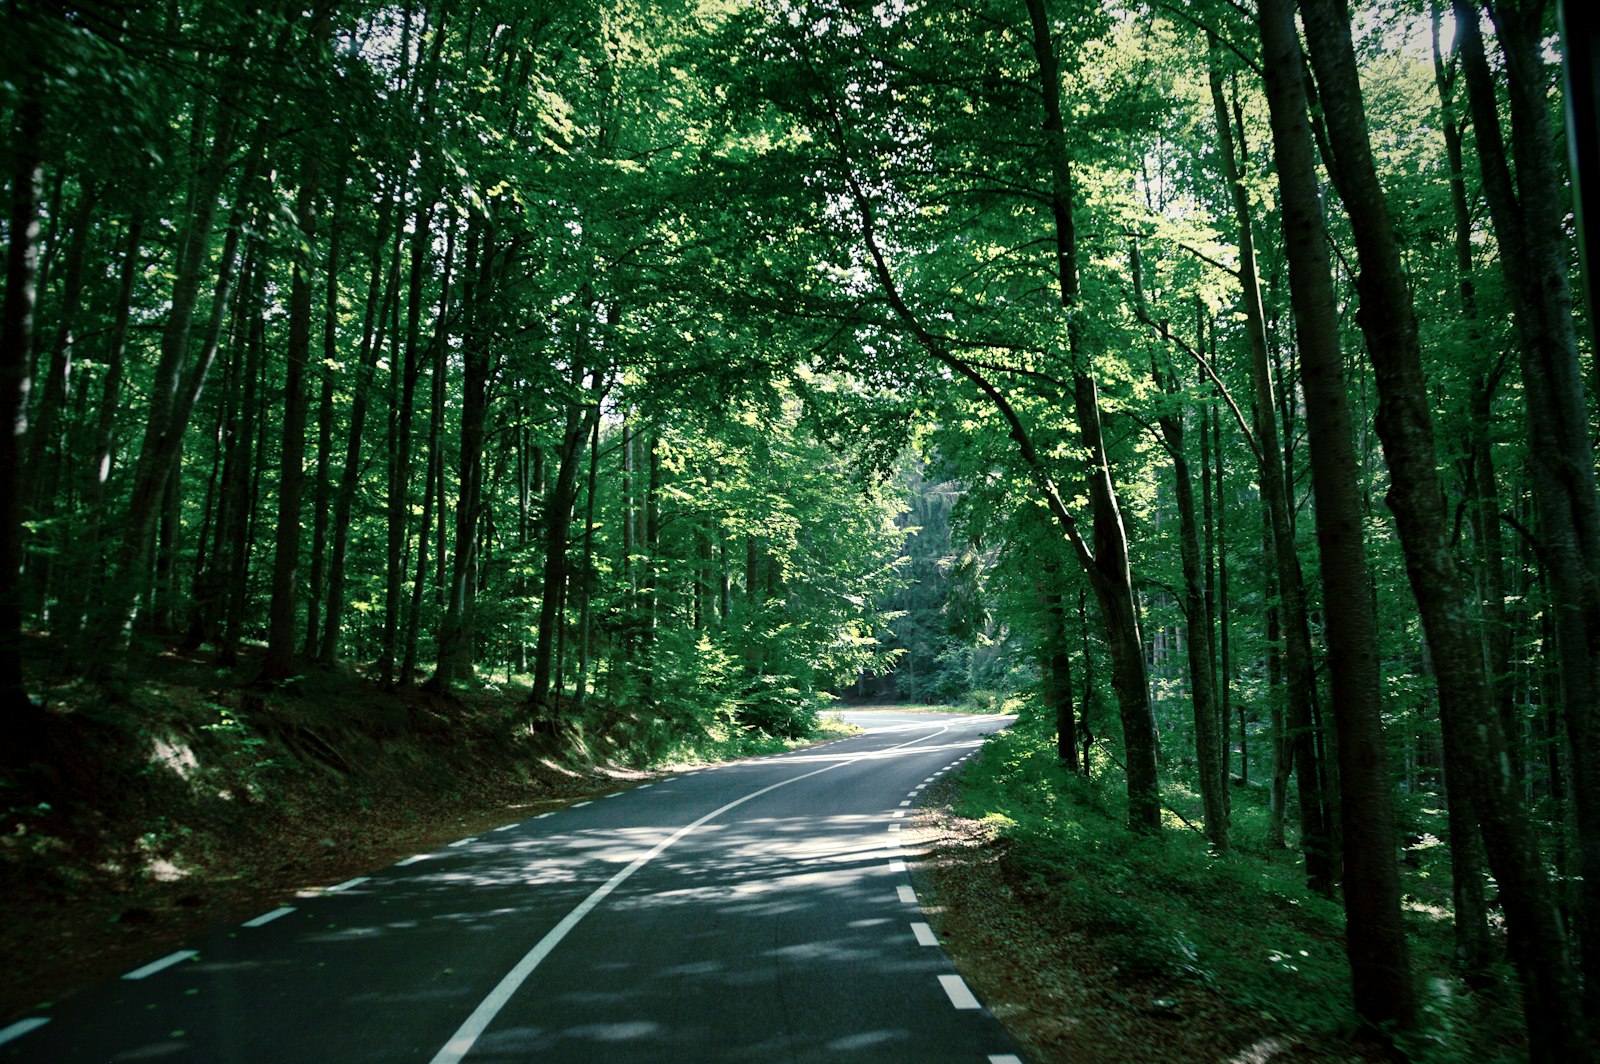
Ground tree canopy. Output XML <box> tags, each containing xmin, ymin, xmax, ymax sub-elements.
<box><xmin>3</xmin><ymin>0</ymin><xmax>1597</xmax><ymax>1055</ymax></box>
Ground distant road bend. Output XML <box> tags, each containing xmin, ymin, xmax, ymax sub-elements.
<box><xmin>2</xmin><ymin>709</ymin><xmax>1026</xmax><ymax>1063</ymax></box>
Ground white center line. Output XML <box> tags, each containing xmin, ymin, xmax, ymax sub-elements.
<box><xmin>897</xmin><ymin>885</ymin><xmax>917</xmax><ymax>904</ymax></box>
<box><xmin>938</xmin><ymin>973</ymin><xmax>982</xmax><ymax>1010</ymax></box>
<box><xmin>0</xmin><ymin>1018</ymin><xmax>49</xmax><ymax>1046</ymax></box>
<box><xmin>429</xmin><ymin>721</ymin><xmax>964</xmax><ymax>1064</ymax></box>
<box><xmin>326</xmin><ymin>876</ymin><xmax>370</xmax><ymax>894</ymax></box>
<box><xmin>242</xmin><ymin>906</ymin><xmax>295</xmax><ymax>928</ymax></box>
<box><xmin>123</xmin><ymin>950</ymin><xmax>198</xmax><ymax>981</ymax></box>
<box><xmin>911</xmin><ymin>922</ymin><xmax>939</xmax><ymax>946</ymax></box>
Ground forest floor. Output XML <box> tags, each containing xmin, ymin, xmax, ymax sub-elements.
<box><xmin>910</xmin><ymin>717</ymin><xmax>1533</xmax><ymax>1064</ymax></box>
<box><xmin>911</xmin><ymin>793</ymin><xmax>1369</xmax><ymax>1064</ymax></box>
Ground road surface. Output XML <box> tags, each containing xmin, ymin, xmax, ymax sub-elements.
<box><xmin>2</xmin><ymin>709</ymin><xmax>1025</xmax><ymax>1062</ymax></box>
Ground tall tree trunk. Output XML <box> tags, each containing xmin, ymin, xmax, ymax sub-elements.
<box><xmin>219</xmin><ymin>253</ymin><xmax>266</xmax><ymax>668</ymax></box>
<box><xmin>1214</xmin><ymin>405</ymin><xmax>1239</xmax><ymax>786</ymax></box>
<box><xmin>1023</xmin><ymin>0</ymin><xmax>1161</xmax><ymax>831</ymax></box>
<box><xmin>1039</xmin><ymin>560</ymin><xmax>1079</xmax><ymax>772</ymax></box>
<box><xmin>427</xmin><ymin>223</ymin><xmax>495</xmax><ymax>691</ymax></box>
<box><xmin>1137</xmin><ymin>250</ymin><xmax>1227</xmax><ymax>848</ymax></box>
<box><xmin>22</xmin><ymin>186</ymin><xmax>96</xmax><ymax>538</ymax></box>
<box><xmin>572</xmin><ymin>405</ymin><xmax>602</xmax><ymax>715</ymax></box>
<box><xmin>304</xmin><ymin>184</ymin><xmax>344</xmax><ymax>660</ymax></box>
<box><xmin>382</xmin><ymin>198</ymin><xmax>446</xmax><ymax>684</ymax></box>
<box><xmin>1208</xmin><ymin>31</ymin><xmax>1332</xmax><ymax>888</ymax></box>
<box><xmin>94</xmin><ymin>120</ymin><xmax>268</xmax><ymax>656</ymax></box>
<box><xmin>529</xmin><ymin>363</ymin><xmax>602</xmax><ymax>714</ymax></box>
<box><xmin>1</xmin><ymin>77</ymin><xmax>43</xmax><ymax>719</ymax></box>
<box><xmin>642</xmin><ymin>434</ymin><xmax>661</xmax><ymax>705</ymax></box>
<box><xmin>261</xmin><ymin>147</ymin><xmax>322</xmax><ymax>681</ymax></box>
<box><xmin>1456</xmin><ymin>0</ymin><xmax>1600</xmax><ymax>1038</ymax></box>
<box><xmin>402</xmin><ymin>317</ymin><xmax>446</xmax><ymax>686</ymax></box>
<box><xmin>1258</xmin><ymin>0</ymin><xmax>1417</xmax><ymax>1029</ymax></box>
<box><xmin>320</xmin><ymin>184</ymin><xmax>400</xmax><ymax>664</ymax></box>
<box><xmin>1430</xmin><ymin>0</ymin><xmax>1499</xmax><ymax>983</ymax></box>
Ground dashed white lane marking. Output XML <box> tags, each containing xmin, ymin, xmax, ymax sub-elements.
<box><xmin>242</xmin><ymin>906</ymin><xmax>295</xmax><ymax>928</ymax></box>
<box><xmin>938</xmin><ymin>973</ymin><xmax>982</xmax><ymax>1010</ymax></box>
<box><xmin>429</xmin><ymin>722</ymin><xmax>967</xmax><ymax>1064</ymax></box>
<box><xmin>636</xmin><ymin>784</ymin><xmax>652</xmax><ymax>789</ymax></box>
<box><xmin>914</xmin><ymin>784</ymin><xmax>928</xmax><ymax>790</ymax></box>
<box><xmin>604</xmin><ymin>792</ymin><xmax>623</xmax><ymax>798</ymax></box>
<box><xmin>123</xmin><ymin>950</ymin><xmax>198</xmax><ymax>980</ymax></box>
<box><xmin>572</xmin><ymin>801</ymin><xmax>593</xmax><ymax>808</ymax></box>
<box><xmin>897</xmin><ymin>885</ymin><xmax>917</xmax><ymax>904</ymax></box>
<box><xmin>0</xmin><ymin>1018</ymin><xmax>49</xmax><ymax>1046</ymax></box>
<box><xmin>889</xmin><ymin>823</ymin><xmax>901</xmax><ymax>832</ymax></box>
<box><xmin>535</xmin><ymin>812</ymin><xmax>553</xmax><ymax>819</ymax></box>
<box><xmin>892</xmin><ymin>810</ymin><xmax>906</xmax><ymax>818</ymax></box>
<box><xmin>911</xmin><ymin>922</ymin><xmax>939</xmax><ymax>946</ymax></box>
<box><xmin>899</xmin><ymin>800</ymin><xmax>911</xmax><ymax>807</ymax></box>
<box><xmin>923</xmin><ymin>776</ymin><xmax>936</xmax><ymax>783</ymax></box>
<box><xmin>397</xmin><ymin>854</ymin><xmax>430</xmax><ymax>866</ymax></box>
<box><xmin>989</xmin><ymin>1056</ymin><xmax>1024</xmax><ymax>1064</ymax></box>
<box><xmin>326</xmin><ymin>876</ymin><xmax>370</xmax><ymax>893</ymax></box>
<box><xmin>491</xmin><ymin>824</ymin><xmax>516</xmax><ymax>832</ymax></box>
<box><xmin>448</xmin><ymin>837</ymin><xmax>476</xmax><ymax>848</ymax></box>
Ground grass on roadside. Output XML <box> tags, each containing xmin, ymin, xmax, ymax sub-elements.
<box><xmin>951</xmin><ymin>711</ymin><xmax>1529</xmax><ymax>1063</ymax></box>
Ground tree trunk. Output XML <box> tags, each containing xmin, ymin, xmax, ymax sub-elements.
<box><xmin>1025</xmin><ymin>0</ymin><xmax>1161</xmax><ymax>832</ymax></box>
<box><xmin>261</xmin><ymin>147</ymin><xmax>322</xmax><ymax>681</ymax></box>
<box><xmin>642</xmin><ymin>434</ymin><xmax>661</xmax><ymax>704</ymax></box>
<box><xmin>1207</xmin><ymin>30</ymin><xmax>1332</xmax><ymax>888</ymax></box>
<box><xmin>94</xmin><ymin>119</ymin><xmax>267</xmax><ymax>657</ymax></box>
<box><xmin>219</xmin><ymin>253</ymin><xmax>266</xmax><ymax>668</ymax></box>
<box><xmin>1</xmin><ymin>78</ymin><xmax>43</xmax><ymax>718</ymax></box>
<box><xmin>303</xmin><ymin>184</ymin><xmax>344</xmax><ymax>660</ymax></box>
<box><xmin>529</xmin><ymin>363</ymin><xmax>602</xmax><ymax>714</ymax></box>
<box><xmin>1453</xmin><ymin>0</ymin><xmax>1600</xmax><ymax>1038</ymax></box>
<box><xmin>382</xmin><ymin>197</ymin><xmax>441</xmax><ymax>682</ymax></box>
<box><xmin>401</xmin><ymin>315</ymin><xmax>446</xmax><ymax>686</ymax></box>
<box><xmin>427</xmin><ymin>222</ymin><xmax>495</xmax><ymax>691</ymax></box>
<box><xmin>1137</xmin><ymin>250</ymin><xmax>1227</xmax><ymax>848</ymax></box>
<box><xmin>1259</xmin><ymin>0</ymin><xmax>1417</xmax><ymax>1029</ymax></box>
<box><xmin>572</xmin><ymin>405</ymin><xmax>602</xmax><ymax>715</ymax></box>
<box><xmin>1039</xmin><ymin>561</ymin><xmax>1079</xmax><ymax>772</ymax></box>
<box><xmin>320</xmin><ymin>183</ymin><xmax>400</xmax><ymax>664</ymax></box>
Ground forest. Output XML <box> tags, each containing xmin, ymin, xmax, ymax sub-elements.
<box><xmin>1</xmin><ymin>0</ymin><xmax>1597</xmax><ymax>1059</ymax></box>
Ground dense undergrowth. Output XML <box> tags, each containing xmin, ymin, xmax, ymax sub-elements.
<box><xmin>952</xmin><ymin>700</ymin><xmax>1530</xmax><ymax>1063</ymax></box>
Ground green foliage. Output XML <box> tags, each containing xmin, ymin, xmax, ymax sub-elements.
<box><xmin>957</xmin><ymin>716</ymin><xmax>1366</xmax><ymax>1033</ymax></box>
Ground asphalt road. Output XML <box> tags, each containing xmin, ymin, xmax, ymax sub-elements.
<box><xmin>2</xmin><ymin>709</ymin><xmax>1025</xmax><ymax>1063</ymax></box>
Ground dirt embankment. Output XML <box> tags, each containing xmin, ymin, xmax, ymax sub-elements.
<box><xmin>1</xmin><ymin>649</ymin><xmax>674</xmax><ymax>1021</ymax></box>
